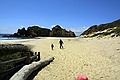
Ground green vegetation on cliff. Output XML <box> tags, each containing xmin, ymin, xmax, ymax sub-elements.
<box><xmin>81</xmin><ymin>19</ymin><xmax>120</xmax><ymax>37</ymax></box>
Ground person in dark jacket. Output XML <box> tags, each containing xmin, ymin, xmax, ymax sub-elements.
<box><xmin>51</xmin><ymin>44</ymin><xmax>54</xmax><ymax>50</ymax></box>
<box><xmin>59</xmin><ymin>39</ymin><xmax>63</xmax><ymax>49</ymax></box>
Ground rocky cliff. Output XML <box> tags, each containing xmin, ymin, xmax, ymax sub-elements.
<box><xmin>12</xmin><ymin>25</ymin><xmax>76</xmax><ymax>37</ymax></box>
<box><xmin>81</xmin><ymin>19</ymin><xmax>120</xmax><ymax>37</ymax></box>
<box><xmin>13</xmin><ymin>26</ymin><xmax>51</xmax><ymax>37</ymax></box>
<box><xmin>50</xmin><ymin>25</ymin><xmax>76</xmax><ymax>37</ymax></box>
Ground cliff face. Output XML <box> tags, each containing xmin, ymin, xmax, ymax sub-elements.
<box><xmin>50</xmin><ymin>25</ymin><xmax>76</xmax><ymax>37</ymax></box>
<box><xmin>13</xmin><ymin>26</ymin><xmax>51</xmax><ymax>37</ymax></box>
<box><xmin>81</xmin><ymin>19</ymin><xmax>120</xmax><ymax>37</ymax></box>
<box><xmin>13</xmin><ymin>25</ymin><xmax>76</xmax><ymax>37</ymax></box>
<box><xmin>27</xmin><ymin>26</ymin><xmax>51</xmax><ymax>37</ymax></box>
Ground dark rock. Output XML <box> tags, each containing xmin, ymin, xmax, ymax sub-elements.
<box><xmin>12</xmin><ymin>25</ymin><xmax>76</xmax><ymax>37</ymax></box>
<box><xmin>26</xmin><ymin>26</ymin><xmax>51</xmax><ymax>37</ymax></box>
<box><xmin>50</xmin><ymin>25</ymin><xmax>76</xmax><ymax>37</ymax></box>
<box><xmin>12</xmin><ymin>26</ymin><xmax>51</xmax><ymax>38</ymax></box>
<box><xmin>12</xmin><ymin>27</ymin><xmax>27</xmax><ymax>37</ymax></box>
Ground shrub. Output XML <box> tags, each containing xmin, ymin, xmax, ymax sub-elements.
<box><xmin>0</xmin><ymin>44</ymin><xmax>33</xmax><ymax>62</ymax></box>
<box><xmin>114</xmin><ymin>27</ymin><xmax>120</xmax><ymax>36</ymax></box>
<box><xmin>0</xmin><ymin>44</ymin><xmax>33</xmax><ymax>75</ymax></box>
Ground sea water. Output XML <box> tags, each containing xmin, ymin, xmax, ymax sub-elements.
<box><xmin>0</xmin><ymin>34</ymin><xmax>19</xmax><ymax>40</ymax></box>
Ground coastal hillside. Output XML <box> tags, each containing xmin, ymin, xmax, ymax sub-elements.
<box><xmin>12</xmin><ymin>25</ymin><xmax>76</xmax><ymax>37</ymax></box>
<box><xmin>80</xmin><ymin>19</ymin><xmax>120</xmax><ymax>37</ymax></box>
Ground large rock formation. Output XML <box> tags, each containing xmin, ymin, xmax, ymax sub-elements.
<box><xmin>13</xmin><ymin>26</ymin><xmax>51</xmax><ymax>38</ymax></box>
<box><xmin>80</xmin><ymin>19</ymin><xmax>120</xmax><ymax>37</ymax></box>
<box><xmin>26</xmin><ymin>26</ymin><xmax>51</xmax><ymax>37</ymax></box>
<box><xmin>50</xmin><ymin>25</ymin><xmax>76</xmax><ymax>37</ymax></box>
<box><xmin>12</xmin><ymin>25</ymin><xmax>76</xmax><ymax>37</ymax></box>
<box><xmin>13</xmin><ymin>28</ymin><xmax>27</xmax><ymax>37</ymax></box>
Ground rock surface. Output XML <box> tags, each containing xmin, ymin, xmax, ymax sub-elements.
<box><xmin>12</xmin><ymin>25</ymin><xmax>76</xmax><ymax>37</ymax></box>
<box><xmin>50</xmin><ymin>25</ymin><xmax>76</xmax><ymax>37</ymax></box>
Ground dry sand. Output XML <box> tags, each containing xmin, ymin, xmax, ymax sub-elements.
<box><xmin>0</xmin><ymin>37</ymin><xmax>120</xmax><ymax>80</ymax></box>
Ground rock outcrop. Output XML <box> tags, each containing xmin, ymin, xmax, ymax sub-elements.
<box><xmin>80</xmin><ymin>19</ymin><xmax>120</xmax><ymax>37</ymax></box>
<box><xmin>26</xmin><ymin>26</ymin><xmax>51</xmax><ymax>37</ymax></box>
<box><xmin>50</xmin><ymin>25</ymin><xmax>76</xmax><ymax>37</ymax></box>
<box><xmin>12</xmin><ymin>25</ymin><xmax>76</xmax><ymax>37</ymax></box>
<box><xmin>13</xmin><ymin>26</ymin><xmax>51</xmax><ymax>37</ymax></box>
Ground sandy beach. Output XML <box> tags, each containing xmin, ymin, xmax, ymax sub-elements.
<box><xmin>0</xmin><ymin>37</ymin><xmax>120</xmax><ymax>80</ymax></box>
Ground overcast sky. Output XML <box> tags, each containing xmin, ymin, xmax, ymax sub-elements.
<box><xmin>0</xmin><ymin>0</ymin><xmax>120</xmax><ymax>34</ymax></box>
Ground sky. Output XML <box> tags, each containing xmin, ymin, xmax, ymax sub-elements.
<box><xmin>0</xmin><ymin>0</ymin><xmax>120</xmax><ymax>34</ymax></box>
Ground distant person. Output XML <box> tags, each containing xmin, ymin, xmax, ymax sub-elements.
<box><xmin>51</xmin><ymin>44</ymin><xmax>54</xmax><ymax>50</ymax></box>
<box><xmin>59</xmin><ymin>39</ymin><xmax>64</xmax><ymax>49</ymax></box>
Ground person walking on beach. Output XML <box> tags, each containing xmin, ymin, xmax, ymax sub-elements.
<box><xmin>51</xmin><ymin>44</ymin><xmax>54</xmax><ymax>50</ymax></box>
<box><xmin>59</xmin><ymin>39</ymin><xmax>63</xmax><ymax>49</ymax></box>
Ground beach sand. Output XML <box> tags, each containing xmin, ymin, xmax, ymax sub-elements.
<box><xmin>0</xmin><ymin>37</ymin><xmax>120</xmax><ymax>80</ymax></box>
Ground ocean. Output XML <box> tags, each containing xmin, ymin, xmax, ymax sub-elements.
<box><xmin>0</xmin><ymin>34</ymin><xmax>18</xmax><ymax>40</ymax></box>
<box><xmin>75</xmin><ymin>32</ymin><xmax>81</xmax><ymax>36</ymax></box>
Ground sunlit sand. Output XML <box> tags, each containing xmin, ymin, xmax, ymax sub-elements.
<box><xmin>0</xmin><ymin>37</ymin><xmax>120</xmax><ymax>80</ymax></box>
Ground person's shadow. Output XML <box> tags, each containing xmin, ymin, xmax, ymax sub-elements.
<box><xmin>61</xmin><ymin>47</ymin><xmax>65</xmax><ymax>49</ymax></box>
